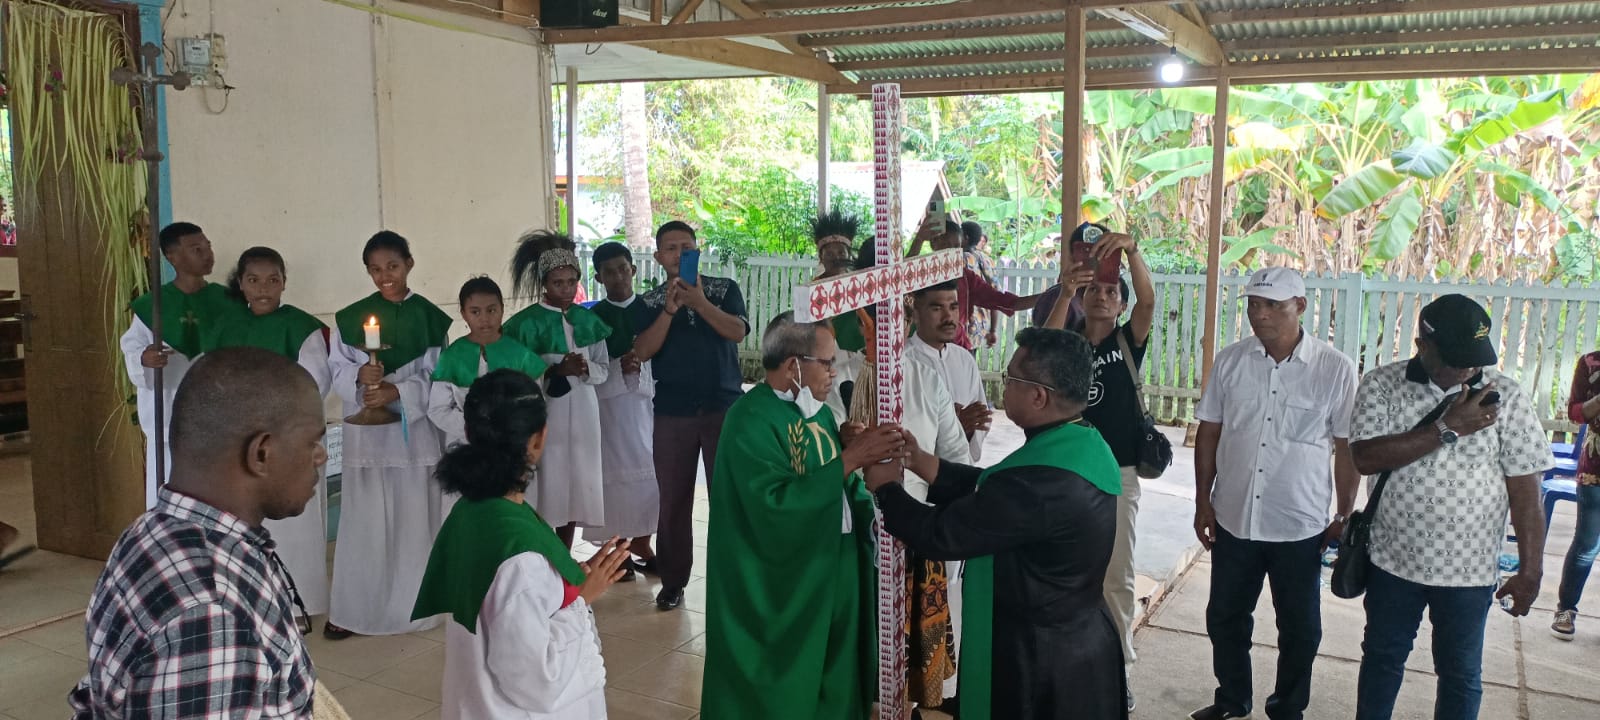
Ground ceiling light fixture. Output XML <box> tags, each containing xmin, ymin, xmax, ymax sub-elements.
<box><xmin>1159</xmin><ymin>46</ymin><xmax>1185</xmax><ymax>84</ymax></box>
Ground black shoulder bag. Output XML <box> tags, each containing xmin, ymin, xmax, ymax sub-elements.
<box><xmin>1115</xmin><ymin>331</ymin><xmax>1172</xmax><ymax>479</ymax></box>
<box><xmin>1329</xmin><ymin>396</ymin><xmax>1454</xmax><ymax>599</ymax></box>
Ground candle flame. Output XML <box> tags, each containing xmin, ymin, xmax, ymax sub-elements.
<box><xmin>366</xmin><ymin>316</ymin><xmax>378</xmax><ymax>327</ymax></box>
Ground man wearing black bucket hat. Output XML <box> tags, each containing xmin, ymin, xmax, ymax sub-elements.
<box><xmin>1349</xmin><ymin>294</ymin><xmax>1552</xmax><ymax>720</ymax></box>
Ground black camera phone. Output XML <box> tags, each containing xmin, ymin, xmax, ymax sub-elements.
<box><xmin>1479</xmin><ymin>390</ymin><xmax>1501</xmax><ymax>407</ymax></box>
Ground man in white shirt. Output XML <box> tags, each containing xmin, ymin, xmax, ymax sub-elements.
<box><xmin>906</xmin><ymin>279</ymin><xmax>992</xmax><ymax>462</ymax></box>
<box><xmin>1349</xmin><ymin>294</ymin><xmax>1550</xmax><ymax>720</ymax></box>
<box><xmin>1189</xmin><ymin>268</ymin><xmax>1359</xmax><ymax>720</ymax></box>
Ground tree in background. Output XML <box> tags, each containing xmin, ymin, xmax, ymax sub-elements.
<box><xmin>620</xmin><ymin>82</ymin><xmax>653</xmax><ymax>249</ymax></box>
<box><xmin>568</xmin><ymin>73</ymin><xmax>1600</xmax><ymax>282</ymax></box>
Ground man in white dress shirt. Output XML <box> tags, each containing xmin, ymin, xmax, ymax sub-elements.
<box><xmin>906</xmin><ymin>279</ymin><xmax>992</xmax><ymax>463</ymax></box>
<box><xmin>1189</xmin><ymin>268</ymin><xmax>1360</xmax><ymax>720</ymax></box>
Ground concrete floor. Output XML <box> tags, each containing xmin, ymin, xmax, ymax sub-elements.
<box><xmin>5</xmin><ymin>422</ymin><xmax>1598</xmax><ymax>719</ymax></box>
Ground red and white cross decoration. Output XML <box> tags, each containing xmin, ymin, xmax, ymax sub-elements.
<box><xmin>793</xmin><ymin>83</ymin><xmax>964</xmax><ymax>720</ymax></box>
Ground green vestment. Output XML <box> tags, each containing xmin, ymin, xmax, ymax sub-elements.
<box><xmin>701</xmin><ymin>383</ymin><xmax>877</xmax><ymax>720</ymax></box>
<box><xmin>130</xmin><ymin>282</ymin><xmax>240</xmax><ymax>359</ymax></box>
<box><xmin>589</xmin><ymin>299</ymin><xmax>636</xmax><ymax>359</ymax></box>
<box><xmin>502</xmin><ymin>303</ymin><xmax>611</xmax><ymax>356</ymax></box>
<box><xmin>201</xmin><ymin>304</ymin><xmax>326</xmax><ymax>360</ymax></box>
<box><xmin>411</xmin><ymin>497</ymin><xmax>586</xmax><ymax>632</ymax></box>
<box><xmin>961</xmin><ymin>421</ymin><xmax>1120</xmax><ymax>720</ymax></box>
<box><xmin>334</xmin><ymin>292</ymin><xmax>453</xmax><ymax>370</ymax></box>
<box><xmin>431</xmin><ymin>336</ymin><xmax>550</xmax><ymax>389</ymax></box>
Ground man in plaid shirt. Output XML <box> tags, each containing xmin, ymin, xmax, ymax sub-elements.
<box><xmin>70</xmin><ymin>347</ymin><xmax>328</xmax><ymax>718</ymax></box>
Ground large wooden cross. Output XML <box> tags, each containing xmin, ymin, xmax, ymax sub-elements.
<box><xmin>792</xmin><ymin>84</ymin><xmax>964</xmax><ymax>720</ymax></box>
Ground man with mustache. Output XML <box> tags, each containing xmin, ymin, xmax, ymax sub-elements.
<box><xmin>907</xmin><ymin>279</ymin><xmax>991</xmax><ymax>462</ymax></box>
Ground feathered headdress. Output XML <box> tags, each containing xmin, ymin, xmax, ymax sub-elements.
<box><xmin>810</xmin><ymin>208</ymin><xmax>862</xmax><ymax>252</ymax></box>
<box><xmin>510</xmin><ymin>229</ymin><xmax>578</xmax><ymax>298</ymax></box>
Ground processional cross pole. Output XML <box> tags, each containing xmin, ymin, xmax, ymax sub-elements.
<box><xmin>111</xmin><ymin>43</ymin><xmax>189</xmax><ymax>484</ymax></box>
<box><xmin>792</xmin><ymin>84</ymin><xmax>965</xmax><ymax>720</ymax></box>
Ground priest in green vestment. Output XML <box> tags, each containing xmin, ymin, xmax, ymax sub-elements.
<box><xmin>866</xmin><ymin>327</ymin><xmax>1127</xmax><ymax>720</ymax></box>
<box><xmin>120</xmin><ymin>222</ymin><xmax>240</xmax><ymax>508</ymax></box>
<box><xmin>701</xmin><ymin>313</ymin><xmax>909</xmax><ymax>720</ymax></box>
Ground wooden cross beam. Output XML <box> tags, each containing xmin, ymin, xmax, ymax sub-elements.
<box><xmin>792</xmin><ymin>84</ymin><xmax>964</xmax><ymax>720</ymax></box>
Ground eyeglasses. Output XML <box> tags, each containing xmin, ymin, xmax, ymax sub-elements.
<box><xmin>800</xmin><ymin>355</ymin><xmax>835</xmax><ymax>369</ymax></box>
<box><xmin>1002</xmin><ymin>370</ymin><xmax>1056</xmax><ymax>392</ymax></box>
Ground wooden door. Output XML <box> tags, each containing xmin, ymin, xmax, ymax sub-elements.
<box><xmin>9</xmin><ymin>0</ymin><xmax>147</xmax><ymax>559</ymax></box>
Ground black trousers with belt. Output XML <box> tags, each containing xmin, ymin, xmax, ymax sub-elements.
<box><xmin>1206</xmin><ymin>525</ymin><xmax>1324</xmax><ymax>720</ymax></box>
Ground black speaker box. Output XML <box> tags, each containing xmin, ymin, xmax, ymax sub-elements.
<box><xmin>541</xmin><ymin>0</ymin><xmax>619</xmax><ymax>28</ymax></box>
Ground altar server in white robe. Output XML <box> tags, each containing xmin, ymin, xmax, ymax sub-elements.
<box><xmin>427</xmin><ymin>277</ymin><xmax>549</xmax><ymax>449</ymax></box>
<box><xmin>202</xmin><ymin>246</ymin><xmax>334</xmax><ymax>620</ymax></box>
<box><xmin>324</xmin><ymin>231</ymin><xmax>454</xmax><ymax>639</ymax></box>
<box><xmin>412</xmin><ymin>369</ymin><xmax>632</xmax><ymax>720</ymax></box>
<box><xmin>505</xmin><ymin>231</ymin><xmax>610</xmax><ymax>549</ymax></box>
<box><xmin>583</xmin><ymin>242</ymin><xmax>660</xmax><ymax>574</ymax></box>
<box><xmin>907</xmin><ymin>279</ymin><xmax>992</xmax><ymax>462</ymax></box>
<box><xmin>120</xmin><ymin>222</ymin><xmax>236</xmax><ymax>508</ymax></box>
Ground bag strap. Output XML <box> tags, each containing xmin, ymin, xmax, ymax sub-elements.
<box><xmin>1113</xmin><ymin>328</ymin><xmax>1149</xmax><ymax>416</ymax></box>
<box><xmin>1362</xmin><ymin>394</ymin><xmax>1457</xmax><ymax>513</ymax></box>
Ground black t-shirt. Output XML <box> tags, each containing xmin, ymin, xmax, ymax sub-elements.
<box><xmin>1083</xmin><ymin>323</ymin><xmax>1146</xmax><ymax>468</ymax></box>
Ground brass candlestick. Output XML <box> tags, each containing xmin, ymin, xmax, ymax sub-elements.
<box><xmin>344</xmin><ymin>346</ymin><xmax>401</xmax><ymax>426</ymax></box>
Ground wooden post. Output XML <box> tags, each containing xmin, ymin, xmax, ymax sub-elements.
<box><xmin>565</xmin><ymin>67</ymin><xmax>578</xmax><ymax>238</ymax></box>
<box><xmin>1061</xmin><ymin>3</ymin><xmax>1086</xmax><ymax>248</ymax></box>
<box><xmin>1200</xmin><ymin>72</ymin><xmax>1230</xmax><ymax>389</ymax></box>
<box><xmin>817</xmin><ymin>82</ymin><xmax>831</xmax><ymax>213</ymax></box>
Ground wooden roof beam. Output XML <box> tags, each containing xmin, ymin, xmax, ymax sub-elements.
<box><xmin>833</xmin><ymin>44</ymin><xmax>1161</xmax><ymax>72</ymax></box>
<box><xmin>746</xmin><ymin>0</ymin><xmax>903</xmax><ymax>10</ymax></box>
<box><xmin>1098</xmin><ymin>3</ymin><xmax>1226</xmax><ymax>66</ymax></box>
<box><xmin>671</xmin><ymin>0</ymin><xmax>708</xmax><ymax>24</ymax></box>
<box><xmin>636</xmin><ymin>38</ymin><xmax>849</xmax><ymax>83</ymax></box>
<box><xmin>1208</xmin><ymin>0</ymin><xmax>1596</xmax><ymax>26</ymax></box>
<box><xmin>543</xmin><ymin>0</ymin><xmax>1069</xmax><ymax>44</ymax></box>
<box><xmin>799</xmin><ymin>18</ymin><xmax>1127</xmax><ymax>48</ymax></box>
<box><xmin>715</xmin><ymin>0</ymin><xmax>843</xmax><ymax>80</ymax></box>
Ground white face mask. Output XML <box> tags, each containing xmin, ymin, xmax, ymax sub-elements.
<box><xmin>775</xmin><ymin>357</ymin><xmax>827</xmax><ymax>419</ymax></box>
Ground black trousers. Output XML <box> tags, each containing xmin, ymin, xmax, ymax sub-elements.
<box><xmin>1206</xmin><ymin>526</ymin><xmax>1324</xmax><ymax>720</ymax></box>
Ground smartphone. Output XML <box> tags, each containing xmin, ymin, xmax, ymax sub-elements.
<box><xmin>679</xmin><ymin>249</ymin><xmax>700</xmax><ymax>286</ymax></box>
<box><xmin>1069</xmin><ymin>241</ymin><xmax>1124</xmax><ymax>286</ymax></box>
<box><xmin>1479</xmin><ymin>390</ymin><xmax>1501</xmax><ymax>407</ymax></box>
<box><xmin>928</xmin><ymin>199</ymin><xmax>946</xmax><ymax>228</ymax></box>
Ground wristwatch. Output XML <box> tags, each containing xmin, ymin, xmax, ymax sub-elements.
<box><xmin>1435</xmin><ymin>418</ymin><xmax>1459</xmax><ymax>446</ymax></box>
<box><xmin>1331</xmin><ymin>513</ymin><xmax>1348</xmax><ymax>524</ymax></box>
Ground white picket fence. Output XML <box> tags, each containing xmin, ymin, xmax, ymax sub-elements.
<box><xmin>577</xmin><ymin>248</ymin><xmax>1596</xmax><ymax>431</ymax></box>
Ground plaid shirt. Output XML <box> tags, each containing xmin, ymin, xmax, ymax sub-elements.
<box><xmin>69</xmin><ymin>489</ymin><xmax>315</xmax><ymax>719</ymax></box>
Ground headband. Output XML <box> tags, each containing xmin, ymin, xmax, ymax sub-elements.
<box><xmin>536</xmin><ymin>249</ymin><xmax>580</xmax><ymax>284</ymax></box>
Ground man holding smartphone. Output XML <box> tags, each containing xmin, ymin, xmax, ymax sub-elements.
<box><xmin>1349</xmin><ymin>294</ymin><xmax>1551</xmax><ymax>720</ymax></box>
<box><xmin>631</xmin><ymin>221</ymin><xmax>751</xmax><ymax>611</ymax></box>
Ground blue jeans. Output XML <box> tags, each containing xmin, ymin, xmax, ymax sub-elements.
<box><xmin>1355</xmin><ymin>566</ymin><xmax>1494</xmax><ymax>720</ymax></box>
<box><xmin>1558</xmin><ymin>483</ymin><xmax>1600</xmax><ymax>612</ymax></box>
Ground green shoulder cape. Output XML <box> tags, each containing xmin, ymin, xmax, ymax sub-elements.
<box><xmin>503</xmin><ymin>303</ymin><xmax>612</xmax><ymax>355</ymax></box>
<box><xmin>202</xmin><ymin>304</ymin><xmax>327</xmax><ymax>360</ymax></box>
<box><xmin>589</xmin><ymin>299</ymin><xmax>636</xmax><ymax>359</ymax></box>
<box><xmin>129</xmin><ymin>282</ymin><xmax>240</xmax><ymax>359</ymax></box>
<box><xmin>961</xmin><ymin>421</ymin><xmax>1120</xmax><ymax>720</ymax></box>
<box><xmin>831</xmin><ymin>310</ymin><xmax>868</xmax><ymax>354</ymax></box>
<box><xmin>411</xmin><ymin>497</ymin><xmax>587</xmax><ymax>633</ymax></box>
<box><xmin>334</xmin><ymin>292</ymin><xmax>452</xmax><ymax>370</ymax></box>
<box><xmin>431</xmin><ymin>335</ymin><xmax>551</xmax><ymax>389</ymax></box>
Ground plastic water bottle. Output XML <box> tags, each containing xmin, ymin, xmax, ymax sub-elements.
<box><xmin>1497</xmin><ymin>553</ymin><xmax>1520</xmax><ymax>573</ymax></box>
<box><xmin>1320</xmin><ymin>540</ymin><xmax>1339</xmax><ymax>568</ymax></box>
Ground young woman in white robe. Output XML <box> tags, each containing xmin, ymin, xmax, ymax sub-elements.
<box><xmin>324</xmin><ymin>231</ymin><xmax>454</xmax><ymax>639</ymax></box>
<box><xmin>411</xmin><ymin>369</ymin><xmax>631</xmax><ymax>720</ymax></box>
<box><xmin>504</xmin><ymin>233</ymin><xmax>610</xmax><ymax>548</ymax></box>
<box><xmin>203</xmin><ymin>246</ymin><xmax>334</xmax><ymax>621</ymax></box>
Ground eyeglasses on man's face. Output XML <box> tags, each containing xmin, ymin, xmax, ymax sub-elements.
<box><xmin>1002</xmin><ymin>370</ymin><xmax>1055</xmax><ymax>393</ymax></box>
<box><xmin>800</xmin><ymin>355</ymin><xmax>835</xmax><ymax>370</ymax></box>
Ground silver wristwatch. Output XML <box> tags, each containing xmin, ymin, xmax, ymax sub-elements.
<box><xmin>1435</xmin><ymin>418</ymin><xmax>1459</xmax><ymax>446</ymax></box>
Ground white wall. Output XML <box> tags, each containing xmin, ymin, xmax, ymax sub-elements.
<box><xmin>162</xmin><ymin>0</ymin><xmax>555</xmax><ymax>323</ymax></box>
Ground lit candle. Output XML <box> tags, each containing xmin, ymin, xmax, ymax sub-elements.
<box><xmin>364</xmin><ymin>316</ymin><xmax>381</xmax><ymax>348</ymax></box>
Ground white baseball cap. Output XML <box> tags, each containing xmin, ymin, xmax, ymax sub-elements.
<box><xmin>1242</xmin><ymin>267</ymin><xmax>1306</xmax><ymax>302</ymax></box>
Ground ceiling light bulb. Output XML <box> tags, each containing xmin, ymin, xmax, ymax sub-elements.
<box><xmin>1159</xmin><ymin>47</ymin><xmax>1185</xmax><ymax>83</ymax></box>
